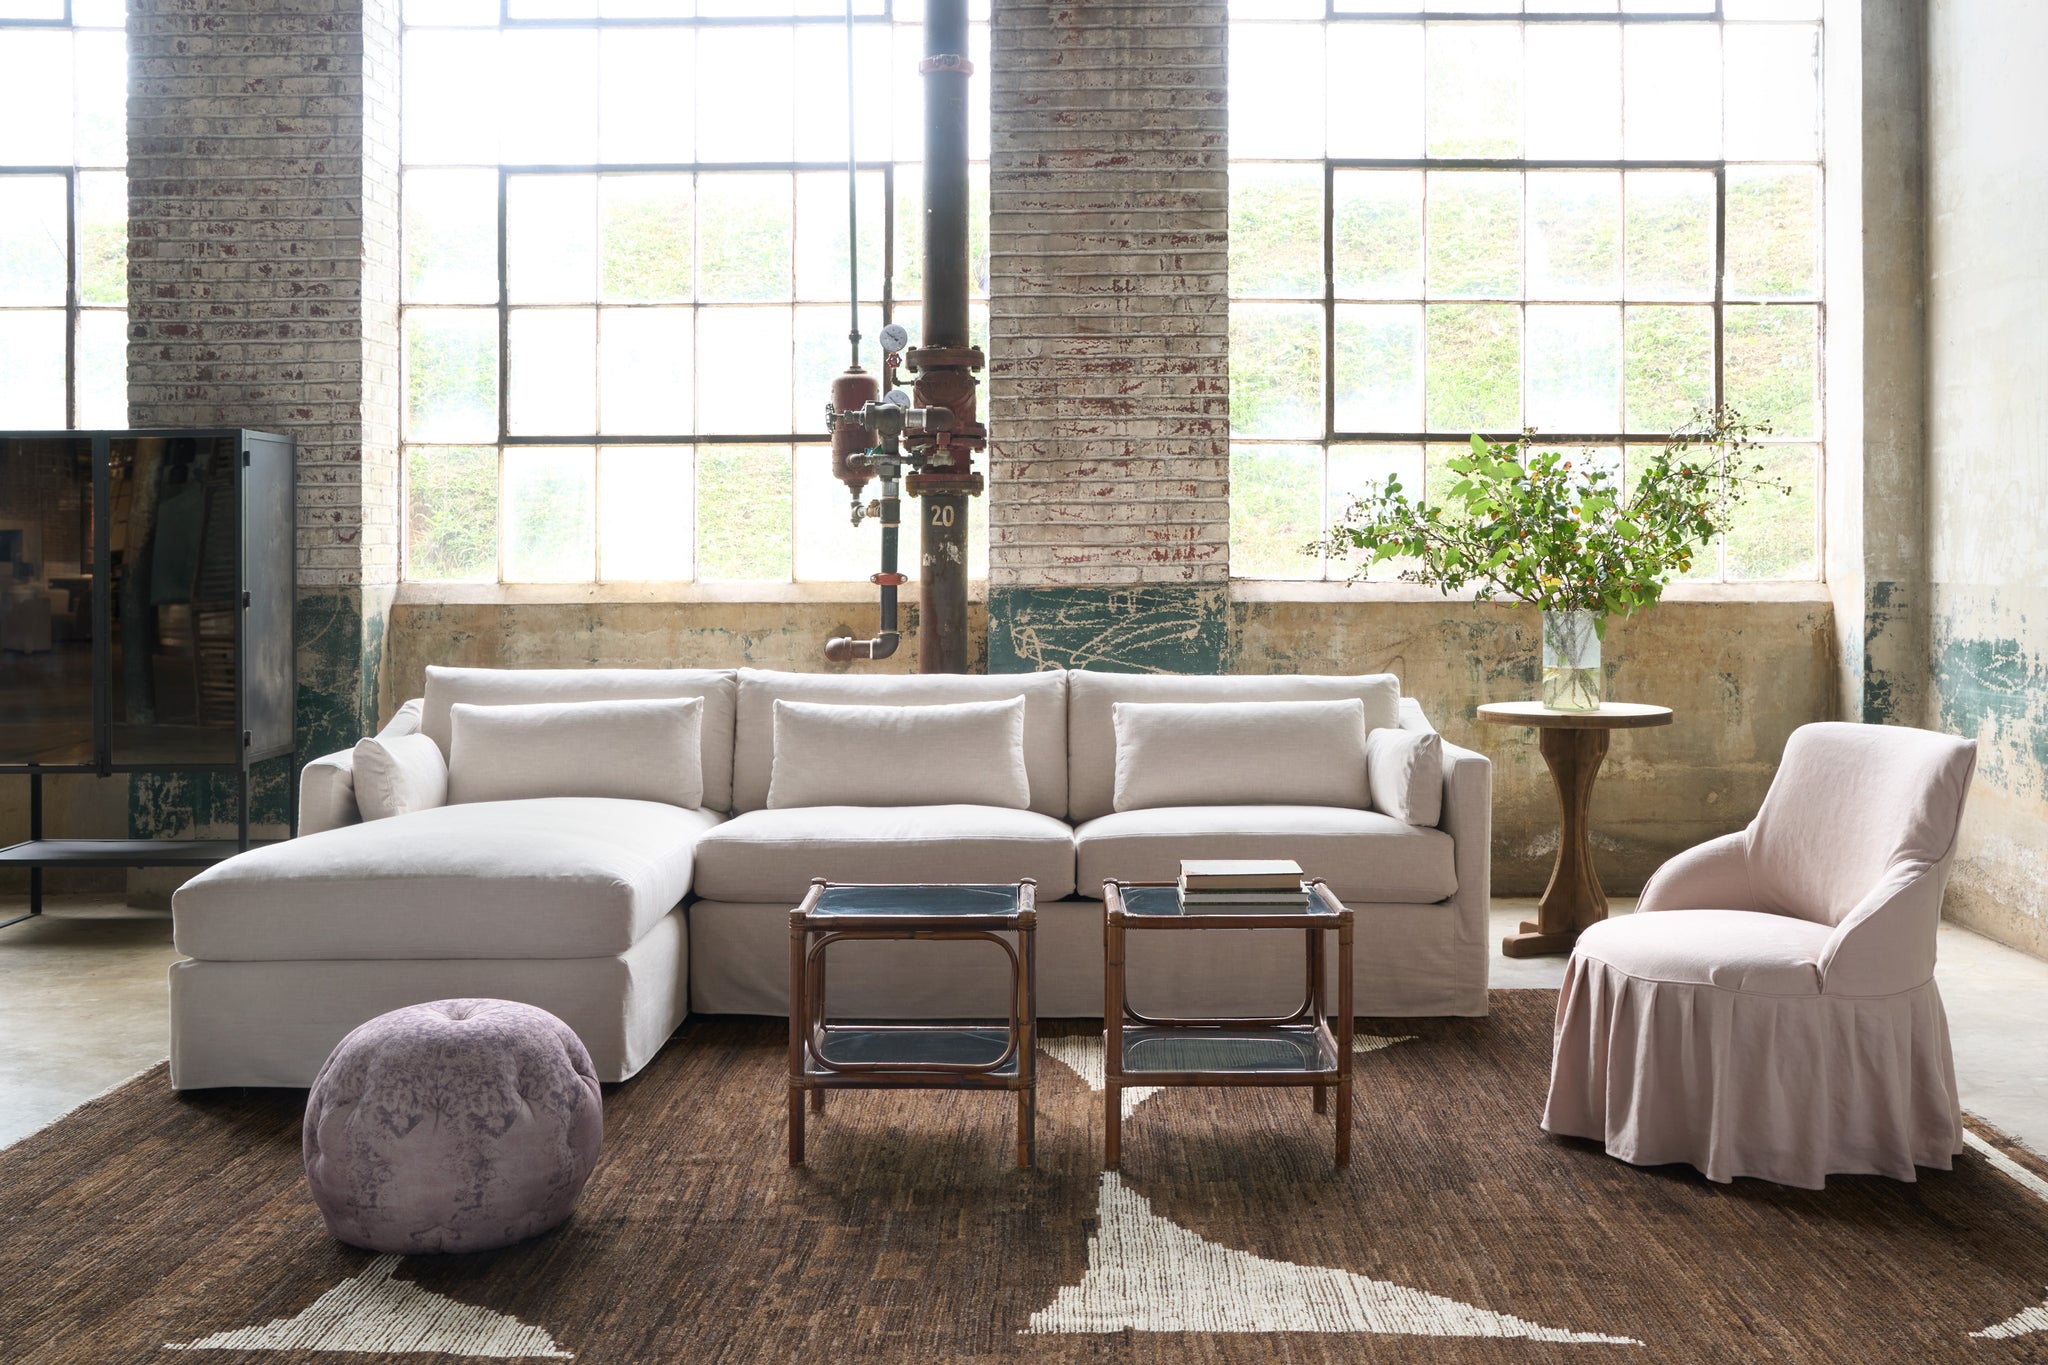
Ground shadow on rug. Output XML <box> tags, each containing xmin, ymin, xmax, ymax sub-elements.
<box><xmin>4</xmin><ymin>991</ymin><xmax>2048</xmax><ymax>1364</ymax></box>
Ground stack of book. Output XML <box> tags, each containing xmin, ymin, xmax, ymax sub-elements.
<box><xmin>1176</xmin><ymin>859</ymin><xmax>1310</xmax><ymax>913</ymax></box>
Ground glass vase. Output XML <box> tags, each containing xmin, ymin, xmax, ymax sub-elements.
<box><xmin>1541</xmin><ymin>609</ymin><xmax>1602</xmax><ymax>711</ymax></box>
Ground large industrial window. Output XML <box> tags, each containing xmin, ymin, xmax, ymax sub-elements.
<box><xmin>1227</xmin><ymin>2</ymin><xmax>1823</xmax><ymax>582</ymax></box>
<box><xmin>0</xmin><ymin>0</ymin><xmax>127</xmax><ymax>429</ymax></box>
<box><xmin>400</xmin><ymin>0</ymin><xmax>989</xmax><ymax>584</ymax></box>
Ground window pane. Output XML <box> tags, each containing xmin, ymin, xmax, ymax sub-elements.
<box><xmin>893</xmin><ymin>24</ymin><xmax>926</xmax><ymax>164</ymax></box>
<box><xmin>696</xmin><ymin>444</ymin><xmax>793</xmax><ymax>581</ymax></box>
<box><xmin>793</xmin><ymin>446</ymin><xmax>876</xmax><ymax>582</ymax></box>
<box><xmin>1326</xmin><ymin>23</ymin><xmax>1421</xmax><ymax>159</ymax></box>
<box><xmin>73</xmin><ymin>30</ymin><xmax>123</xmax><ymax>166</ymax></box>
<box><xmin>403</xmin><ymin>30</ymin><xmax>499</xmax><ymax>166</ymax></box>
<box><xmin>697</xmin><ymin>307</ymin><xmax>793</xmax><ymax>433</ymax></box>
<box><xmin>404</xmin><ymin>0</ymin><xmax>497</xmax><ymax>23</ymax></box>
<box><xmin>697</xmin><ymin>27</ymin><xmax>795</xmax><ymax>162</ymax></box>
<box><xmin>501</xmin><ymin>30</ymin><xmax>597</xmax><ymax>165</ymax></box>
<box><xmin>1333</xmin><ymin>170</ymin><xmax>1422</xmax><ymax>300</ymax></box>
<box><xmin>1424</xmin><ymin>303</ymin><xmax>1519</xmax><ymax>432</ymax></box>
<box><xmin>1427</xmin><ymin>171</ymin><xmax>1520</xmax><ymax>300</ymax></box>
<box><xmin>0</xmin><ymin>176</ymin><xmax>68</xmax><ymax>306</ymax></box>
<box><xmin>405</xmin><ymin>309</ymin><xmax>498</xmax><ymax>442</ymax></box>
<box><xmin>1526</xmin><ymin>305</ymin><xmax>1621</xmax><ymax>433</ymax></box>
<box><xmin>508</xmin><ymin>308</ymin><xmax>598</xmax><ymax>435</ymax></box>
<box><xmin>1725</xmin><ymin>166</ymin><xmax>1819</xmax><ymax>300</ymax></box>
<box><xmin>1334</xmin><ymin>304</ymin><xmax>1422</xmax><ymax>432</ymax></box>
<box><xmin>503</xmin><ymin>447</ymin><xmax>596</xmax><ymax>583</ymax></box>
<box><xmin>1625</xmin><ymin>171</ymin><xmax>1714</xmax><ymax>302</ymax></box>
<box><xmin>1229</xmin><ymin>302</ymin><xmax>1323</xmax><ymax>439</ymax></box>
<box><xmin>1528</xmin><ymin>172</ymin><xmax>1621</xmax><ymax>302</ymax></box>
<box><xmin>599</xmin><ymin>308</ymin><xmax>691</xmax><ymax>435</ymax></box>
<box><xmin>75</xmin><ymin>310</ymin><xmax>125</xmax><ymax>428</ymax></box>
<box><xmin>1230</xmin><ymin>444</ymin><xmax>1322</xmax><ymax>580</ymax></box>
<box><xmin>1725</xmin><ymin>0</ymin><xmax>1819</xmax><ymax>15</ymax></box>
<box><xmin>1724</xmin><ymin>23</ymin><xmax>1819</xmax><ymax>161</ymax></box>
<box><xmin>1627</xmin><ymin>443</ymin><xmax>1721</xmax><ymax>581</ymax></box>
<box><xmin>793</xmin><ymin>24</ymin><xmax>893</xmax><ymax>164</ymax></box>
<box><xmin>1623</xmin><ymin>26</ymin><xmax>1719</xmax><ymax>159</ymax></box>
<box><xmin>600</xmin><ymin>175</ymin><xmax>692</xmax><ymax>303</ymax></box>
<box><xmin>1725</xmin><ymin>443</ymin><xmax>1817</xmax><ymax>580</ymax></box>
<box><xmin>78</xmin><ymin>171</ymin><xmax>125</xmax><ymax>304</ymax></box>
<box><xmin>1724</xmin><ymin>304</ymin><xmax>1818</xmax><ymax>438</ymax></box>
<box><xmin>404</xmin><ymin>169</ymin><xmax>498</xmax><ymax>305</ymax></box>
<box><xmin>1526</xmin><ymin>24</ymin><xmax>1619</xmax><ymax>160</ymax></box>
<box><xmin>507</xmin><ymin>174</ymin><xmax>597</xmax><ymax>304</ymax></box>
<box><xmin>1426</xmin><ymin>24</ymin><xmax>1520</xmax><ymax>158</ymax></box>
<box><xmin>599</xmin><ymin>447</ymin><xmax>693</xmax><ymax>581</ymax></box>
<box><xmin>795</xmin><ymin>303</ymin><xmax>885</xmax><ymax>435</ymax></box>
<box><xmin>1326</xmin><ymin>444</ymin><xmax>1425</xmax><ymax>578</ymax></box>
<box><xmin>1233</xmin><ymin>24</ymin><xmax>1324</xmax><ymax>159</ymax></box>
<box><xmin>1230</xmin><ymin>164</ymin><xmax>1322</xmax><ymax>300</ymax></box>
<box><xmin>699</xmin><ymin>174</ymin><xmax>794</xmax><ymax>303</ymax></box>
<box><xmin>893</xmin><ymin>167</ymin><xmax>923</xmax><ymax>302</ymax></box>
<box><xmin>1624</xmin><ymin>305</ymin><xmax>1713</xmax><ymax>434</ymax></box>
<box><xmin>406</xmin><ymin>446</ymin><xmax>499</xmax><ymax>582</ymax></box>
<box><xmin>795</xmin><ymin>170</ymin><xmax>887</xmax><ymax>304</ymax></box>
<box><xmin>600</xmin><ymin>30</ymin><xmax>692</xmax><ymax>165</ymax></box>
<box><xmin>0</xmin><ymin>33</ymin><xmax>73</xmax><ymax>164</ymax></box>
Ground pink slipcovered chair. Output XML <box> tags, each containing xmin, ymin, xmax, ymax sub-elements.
<box><xmin>1543</xmin><ymin>721</ymin><xmax>1978</xmax><ymax>1189</ymax></box>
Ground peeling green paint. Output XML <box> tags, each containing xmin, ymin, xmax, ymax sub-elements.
<box><xmin>1860</xmin><ymin>579</ymin><xmax>1916</xmax><ymax>725</ymax></box>
<box><xmin>988</xmin><ymin>585</ymin><xmax>1229</xmax><ymax>674</ymax></box>
<box><xmin>1934</xmin><ymin>627</ymin><xmax>2048</xmax><ymax>793</ymax></box>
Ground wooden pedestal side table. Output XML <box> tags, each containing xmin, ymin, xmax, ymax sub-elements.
<box><xmin>1478</xmin><ymin>701</ymin><xmax>1674</xmax><ymax>959</ymax></box>
<box><xmin>788</xmin><ymin>879</ymin><xmax>1038</xmax><ymax>1168</ymax></box>
<box><xmin>1102</xmin><ymin>879</ymin><xmax>1354</xmax><ymax>1169</ymax></box>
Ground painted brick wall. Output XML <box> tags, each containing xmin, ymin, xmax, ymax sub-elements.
<box><xmin>126</xmin><ymin>0</ymin><xmax>403</xmax><ymax>827</ymax></box>
<box><xmin>985</xmin><ymin>0</ymin><xmax>1231</xmax><ymax>670</ymax></box>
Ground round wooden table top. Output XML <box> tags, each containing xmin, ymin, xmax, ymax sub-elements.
<box><xmin>1477</xmin><ymin>701</ymin><xmax>1674</xmax><ymax>730</ymax></box>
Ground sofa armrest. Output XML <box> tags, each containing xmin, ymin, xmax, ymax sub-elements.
<box><xmin>295</xmin><ymin>699</ymin><xmax>426</xmax><ymax>837</ymax></box>
<box><xmin>1437</xmin><ymin>736</ymin><xmax>1492</xmax><ymax>936</ymax></box>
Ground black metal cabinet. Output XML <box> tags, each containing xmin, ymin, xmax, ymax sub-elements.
<box><xmin>0</xmin><ymin>429</ymin><xmax>296</xmax><ymax>926</ymax></box>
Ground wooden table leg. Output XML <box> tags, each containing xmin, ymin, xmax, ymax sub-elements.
<box><xmin>1104</xmin><ymin>907</ymin><xmax>1124</xmax><ymax>1170</ymax></box>
<box><xmin>788</xmin><ymin>919</ymin><xmax>807</xmax><ymax>1166</ymax></box>
<box><xmin>1336</xmin><ymin>914</ymin><xmax>1353</xmax><ymax>1168</ymax></box>
<box><xmin>1502</xmin><ymin>726</ymin><xmax>1612</xmax><ymax>959</ymax></box>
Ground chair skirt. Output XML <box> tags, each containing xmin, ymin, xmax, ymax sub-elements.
<box><xmin>1542</xmin><ymin>952</ymin><xmax>1965</xmax><ymax>1189</ymax></box>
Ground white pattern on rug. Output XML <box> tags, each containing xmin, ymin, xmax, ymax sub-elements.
<box><xmin>1039</xmin><ymin>1033</ymin><xmax>1415</xmax><ymax>1119</ymax></box>
<box><xmin>1966</xmin><ymin>1129</ymin><xmax>2048</xmax><ymax>1339</ymax></box>
<box><xmin>164</xmin><ymin>1255</ymin><xmax>572</xmax><ymax>1358</ymax></box>
<box><xmin>1026</xmin><ymin>1172</ymin><xmax>1638</xmax><ymax>1341</ymax></box>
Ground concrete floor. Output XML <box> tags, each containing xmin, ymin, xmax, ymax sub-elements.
<box><xmin>4</xmin><ymin>895</ymin><xmax>2046</xmax><ymax>1156</ymax></box>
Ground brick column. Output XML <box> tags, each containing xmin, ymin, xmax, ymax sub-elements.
<box><xmin>128</xmin><ymin>0</ymin><xmax>403</xmax><ymax>829</ymax></box>
<box><xmin>985</xmin><ymin>0</ymin><xmax>1230</xmax><ymax>672</ymax></box>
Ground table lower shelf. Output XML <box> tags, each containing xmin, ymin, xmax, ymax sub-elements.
<box><xmin>806</xmin><ymin>1025</ymin><xmax>1022</xmax><ymax>1078</ymax></box>
<box><xmin>1118</xmin><ymin>1024</ymin><xmax>1337</xmax><ymax>1079</ymax></box>
<box><xmin>0</xmin><ymin>838</ymin><xmax>277</xmax><ymax>868</ymax></box>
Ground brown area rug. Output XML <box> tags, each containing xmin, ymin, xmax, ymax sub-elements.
<box><xmin>6</xmin><ymin>991</ymin><xmax>2048</xmax><ymax>1364</ymax></box>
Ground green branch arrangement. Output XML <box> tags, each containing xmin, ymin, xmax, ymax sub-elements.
<box><xmin>1311</xmin><ymin>406</ymin><xmax>1784</xmax><ymax>633</ymax></box>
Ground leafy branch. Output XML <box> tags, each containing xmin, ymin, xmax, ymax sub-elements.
<box><xmin>1311</xmin><ymin>406</ymin><xmax>1785</xmax><ymax>630</ymax></box>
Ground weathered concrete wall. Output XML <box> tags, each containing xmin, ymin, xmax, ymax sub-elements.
<box><xmin>1925</xmin><ymin>0</ymin><xmax>2048</xmax><ymax>959</ymax></box>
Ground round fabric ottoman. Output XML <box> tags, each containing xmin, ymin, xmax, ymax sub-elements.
<box><xmin>303</xmin><ymin>998</ymin><xmax>603</xmax><ymax>1254</ymax></box>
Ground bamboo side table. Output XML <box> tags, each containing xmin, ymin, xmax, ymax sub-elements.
<box><xmin>1478</xmin><ymin>701</ymin><xmax>1674</xmax><ymax>958</ymax></box>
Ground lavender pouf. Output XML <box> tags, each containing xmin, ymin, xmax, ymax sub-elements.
<box><xmin>303</xmin><ymin>999</ymin><xmax>603</xmax><ymax>1254</ymax></box>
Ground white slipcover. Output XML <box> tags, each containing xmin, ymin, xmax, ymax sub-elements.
<box><xmin>1072</xmin><ymin>805</ymin><xmax>1456</xmax><ymax>905</ymax></box>
<box><xmin>1543</xmin><ymin>721</ymin><xmax>1978</xmax><ymax>1189</ymax></box>
<box><xmin>694</xmin><ymin>804</ymin><xmax>1078</xmax><ymax>902</ymax></box>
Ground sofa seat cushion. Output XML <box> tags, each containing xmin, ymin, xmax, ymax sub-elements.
<box><xmin>174</xmin><ymin>798</ymin><xmax>721</xmax><ymax>962</ymax></box>
<box><xmin>1073</xmin><ymin>805</ymin><xmax>1456</xmax><ymax>905</ymax></box>
<box><xmin>693</xmin><ymin>805</ymin><xmax>1078</xmax><ymax>903</ymax></box>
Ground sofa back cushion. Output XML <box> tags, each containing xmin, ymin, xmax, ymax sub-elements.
<box><xmin>447</xmin><ymin>696</ymin><xmax>705</xmax><ymax>809</ymax></box>
<box><xmin>767</xmin><ymin>697</ymin><xmax>1031</xmax><ymax>810</ymax></box>
<box><xmin>351</xmin><ymin>731</ymin><xmax>449</xmax><ymax>821</ymax></box>
<box><xmin>734</xmin><ymin>668</ymin><xmax>1069</xmax><ymax>817</ymax></box>
<box><xmin>1068</xmin><ymin>671</ymin><xmax>1403</xmax><ymax>822</ymax></box>
<box><xmin>422</xmin><ymin>666</ymin><xmax>737</xmax><ymax>811</ymax></box>
<box><xmin>1112</xmin><ymin>699</ymin><xmax>1370</xmax><ymax>811</ymax></box>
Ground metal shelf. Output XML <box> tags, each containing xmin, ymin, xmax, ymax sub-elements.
<box><xmin>0</xmin><ymin>839</ymin><xmax>276</xmax><ymax>868</ymax></box>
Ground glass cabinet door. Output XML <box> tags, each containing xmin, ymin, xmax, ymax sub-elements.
<box><xmin>106</xmin><ymin>435</ymin><xmax>242</xmax><ymax>766</ymax></box>
<box><xmin>0</xmin><ymin>437</ymin><xmax>97</xmax><ymax>767</ymax></box>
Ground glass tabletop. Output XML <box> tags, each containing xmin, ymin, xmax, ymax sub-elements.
<box><xmin>1116</xmin><ymin>883</ymin><xmax>1341</xmax><ymax>919</ymax></box>
<box><xmin>809</xmin><ymin>883</ymin><xmax>1023</xmax><ymax>919</ymax></box>
<box><xmin>1120</xmin><ymin>1026</ymin><xmax>1336</xmax><ymax>1076</ymax></box>
<box><xmin>811</xmin><ymin>1025</ymin><xmax>1020</xmax><ymax>1074</ymax></box>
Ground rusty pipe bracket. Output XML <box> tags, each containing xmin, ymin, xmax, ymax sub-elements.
<box><xmin>918</xmin><ymin>54</ymin><xmax>974</xmax><ymax>75</ymax></box>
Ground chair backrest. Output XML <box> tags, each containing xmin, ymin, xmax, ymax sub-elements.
<box><xmin>1746</xmin><ymin>722</ymin><xmax>1977</xmax><ymax>927</ymax></box>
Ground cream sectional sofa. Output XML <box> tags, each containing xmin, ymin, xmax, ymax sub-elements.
<box><xmin>168</xmin><ymin>666</ymin><xmax>1491</xmax><ymax>1089</ymax></box>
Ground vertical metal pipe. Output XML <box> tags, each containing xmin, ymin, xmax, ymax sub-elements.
<box><xmin>921</xmin><ymin>0</ymin><xmax>970</xmax><ymax>355</ymax></box>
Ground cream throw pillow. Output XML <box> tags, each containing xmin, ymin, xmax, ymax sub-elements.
<box><xmin>351</xmin><ymin>732</ymin><xmax>449</xmax><ymax>822</ymax></box>
<box><xmin>1366</xmin><ymin>727</ymin><xmax>1443</xmax><ymax>826</ymax></box>
<box><xmin>766</xmin><ymin>697</ymin><xmax>1031</xmax><ymax>809</ymax></box>
<box><xmin>447</xmin><ymin>696</ymin><xmax>705</xmax><ymax>809</ymax></box>
<box><xmin>1111</xmin><ymin>698</ymin><xmax>1371</xmax><ymax>811</ymax></box>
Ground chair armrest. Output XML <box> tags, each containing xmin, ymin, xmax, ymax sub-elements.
<box><xmin>1635</xmin><ymin>831</ymin><xmax>1756</xmax><ymax>914</ymax></box>
<box><xmin>1437</xmin><ymin>736</ymin><xmax>1491</xmax><ymax>929</ymax></box>
<box><xmin>1819</xmin><ymin>859</ymin><xmax>1944</xmax><ymax>996</ymax></box>
<box><xmin>295</xmin><ymin>699</ymin><xmax>426</xmax><ymax>837</ymax></box>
